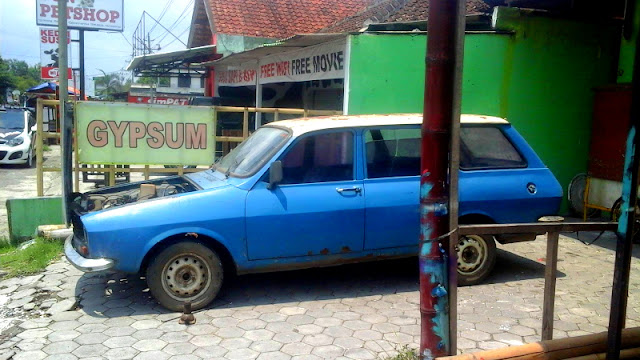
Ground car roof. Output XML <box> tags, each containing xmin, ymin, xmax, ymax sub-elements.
<box><xmin>266</xmin><ymin>113</ymin><xmax>509</xmax><ymax>136</ymax></box>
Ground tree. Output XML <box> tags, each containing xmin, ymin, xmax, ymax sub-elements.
<box><xmin>136</xmin><ymin>75</ymin><xmax>170</xmax><ymax>87</ymax></box>
<box><xmin>94</xmin><ymin>70</ymin><xmax>131</xmax><ymax>100</ymax></box>
<box><xmin>0</xmin><ymin>57</ymin><xmax>41</xmax><ymax>103</ymax></box>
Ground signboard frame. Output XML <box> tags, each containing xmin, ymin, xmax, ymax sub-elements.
<box><xmin>36</xmin><ymin>0</ymin><xmax>125</xmax><ymax>32</ymax></box>
<box><xmin>76</xmin><ymin>102</ymin><xmax>216</xmax><ymax>166</ymax></box>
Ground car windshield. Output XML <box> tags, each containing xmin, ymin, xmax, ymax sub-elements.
<box><xmin>214</xmin><ymin>126</ymin><xmax>290</xmax><ymax>177</ymax></box>
<box><xmin>0</xmin><ymin>111</ymin><xmax>26</xmax><ymax>131</ymax></box>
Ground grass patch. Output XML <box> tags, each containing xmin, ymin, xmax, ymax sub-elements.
<box><xmin>383</xmin><ymin>346</ymin><xmax>419</xmax><ymax>360</ymax></box>
<box><xmin>42</xmin><ymin>144</ymin><xmax>51</xmax><ymax>152</ymax></box>
<box><xmin>0</xmin><ymin>237</ymin><xmax>64</xmax><ymax>277</ymax></box>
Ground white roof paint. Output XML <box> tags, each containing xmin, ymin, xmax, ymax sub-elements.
<box><xmin>267</xmin><ymin>113</ymin><xmax>509</xmax><ymax>136</ymax></box>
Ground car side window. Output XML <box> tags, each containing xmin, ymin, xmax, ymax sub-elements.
<box><xmin>280</xmin><ymin>131</ymin><xmax>354</xmax><ymax>184</ymax></box>
<box><xmin>460</xmin><ymin>126</ymin><xmax>527</xmax><ymax>169</ymax></box>
<box><xmin>364</xmin><ymin>127</ymin><xmax>421</xmax><ymax>178</ymax></box>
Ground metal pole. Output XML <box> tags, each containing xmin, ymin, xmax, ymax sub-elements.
<box><xmin>606</xmin><ymin>25</ymin><xmax>640</xmax><ymax>358</ymax></box>
<box><xmin>58</xmin><ymin>0</ymin><xmax>72</xmax><ymax>224</ymax></box>
<box><xmin>79</xmin><ymin>30</ymin><xmax>85</xmax><ymax>100</ymax></box>
<box><xmin>420</xmin><ymin>0</ymin><xmax>465</xmax><ymax>357</ymax></box>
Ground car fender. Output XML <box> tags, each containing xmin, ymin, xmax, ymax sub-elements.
<box><xmin>137</xmin><ymin>226</ymin><xmax>235</xmax><ymax>271</ymax></box>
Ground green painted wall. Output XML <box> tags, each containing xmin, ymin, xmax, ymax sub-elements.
<box><xmin>6</xmin><ymin>197</ymin><xmax>64</xmax><ymax>245</ymax></box>
<box><xmin>617</xmin><ymin>0</ymin><xmax>640</xmax><ymax>83</ymax></box>
<box><xmin>346</xmin><ymin>10</ymin><xmax>618</xmax><ymax>213</ymax></box>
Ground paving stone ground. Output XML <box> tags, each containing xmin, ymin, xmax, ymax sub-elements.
<box><xmin>0</xmin><ymin>230</ymin><xmax>638</xmax><ymax>359</ymax></box>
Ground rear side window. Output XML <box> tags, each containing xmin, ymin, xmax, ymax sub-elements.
<box><xmin>460</xmin><ymin>126</ymin><xmax>527</xmax><ymax>170</ymax></box>
<box><xmin>364</xmin><ymin>127</ymin><xmax>421</xmax><ymax>178</ymax></box>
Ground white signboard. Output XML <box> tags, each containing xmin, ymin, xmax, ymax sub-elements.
<box><xmin>39</xmin><ymin>27</ymin><xmax>72</xmax><ymax>80</ymax></box>
<box><xmin>216</xmin><ymin>40</ymin><xmax>346</xmax><ymax>87</ymax></box>
<box><xmin>258</xmin><ymin>40</ymin><xmax>346</xmax><ymax>85</ymax></box>
<box><xmin>36</xmin><ymin>0</ymin><xmax>124</xmax><ymax>32</ymax></box>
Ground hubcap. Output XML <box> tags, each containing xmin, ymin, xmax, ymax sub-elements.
<box><xmin>162</xmin><ymin>253</ymin><xmax>211</xmax><ymax>301</ymax></box>
<box><xmin>456</xmin><ymin>235</ymin><xmax>487</xmax><ymax>275</ymax></box>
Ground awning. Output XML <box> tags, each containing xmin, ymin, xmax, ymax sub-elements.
<box><xmin>209</xmin><ymin>34</ymin><xmax>348</xmax><ymax>87</ymax></box>
<box><xmin>126</xmin><ymin>45</ymin><xmax>220</xmax><ymax>77</ymax></box>
<box><xmin>26</xmin><ymin>82</ymin><xmax>78</xmax><ymax>95</ymax></box>
<box><xmin>208</xmin><ymin>34</ymin><xmax>346</xmax><ymax>66</ymax></box>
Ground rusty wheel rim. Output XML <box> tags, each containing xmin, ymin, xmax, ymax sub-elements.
<box><xmin>161</xmin><ymin>253</ymin><xmax>212</xmax><ymax>302</ymax></box>
<box><xmin>456</xmin><ymin>235</ymin><xmax>487</xmax><ymax>276</ymax></box>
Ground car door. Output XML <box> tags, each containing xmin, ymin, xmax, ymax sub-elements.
<box><xmin>362</xmin><ymin>126</ymin><xmax>421</xmax><ymax>250</ymax></box>
<box><xmin>245</xmin><ymin>130</ymin><xmax>365</xmax><ymax>260</ymax></box>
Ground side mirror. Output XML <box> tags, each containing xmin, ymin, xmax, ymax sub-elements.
<box><xmin>267</xmin><ymin>161</ymin><xmax>283</xmax><ymax>190</ymax></box>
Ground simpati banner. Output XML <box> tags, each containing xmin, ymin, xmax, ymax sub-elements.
<box><xmin>216</xmin><ymin>40</ymin><xmax>346</xmax><ymax>87</ymax></box>
<box><xmin>36</xmin><ymin>0</ymin><xmax>124</xmax><ymax>32</ymax></box>
<box><xmin>40</xmin><ymin>27</ymin><xmax>72</xmax><ymax>80</ymax></box>
<box><xmin>258</xmin><ymin>40</ymin><xmax>346</xmax><ymax>85</ymax></box>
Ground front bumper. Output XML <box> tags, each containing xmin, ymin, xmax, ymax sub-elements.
<box><xmin>64</xmin><ymin>235</ymin><xmax>115</xmax><ymax>272</ymax></box>
<box><xmin>0</xmin><ymin>145</ymin><xmax>29</xmax><ymax>164</ymax></box>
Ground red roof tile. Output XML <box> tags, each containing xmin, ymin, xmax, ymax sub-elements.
<box><xmin>320</xmin><ymin>0</ymin><xmax>491</xmax><ymax>33</ymax></box>
<box><xmin>205</xmin><ymin>0</ymin><xmax>377</xmax><ymax>38</ymax></box>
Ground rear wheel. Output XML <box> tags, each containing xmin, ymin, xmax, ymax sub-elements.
<box><xmin>147</xmin><ymin>242</ymin><xmax>224</xmax><ymax>311</ymax></box>
<box><xmin>611</xmin><ymin>198</ymin><xmax>640</xmax><ymax>242</ymax></box>
<box><xmin>456</xmin><ymin>234</ymin><xmax>496</xmax><ymax>286</ymax></box>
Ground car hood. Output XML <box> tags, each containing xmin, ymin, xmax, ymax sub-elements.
<box><xmin>0</xmin><ymin>129</ymin><xmax>23</xmax><ymax>141</ymax></box>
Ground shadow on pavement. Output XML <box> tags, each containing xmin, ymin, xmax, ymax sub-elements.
<box><xmin>562</xmin><ymin>230</ymin><xmax>640</xmax><ymax>259</ymax></box>
<box><xmin>484</xmin><ymin>248</ymin><xmax>565</xmax><ymax>285</ymax></box>
<box><xmin>75</xmin><ymin>248</ymin><xmax>553</xmax><ymax>318</ymax></box>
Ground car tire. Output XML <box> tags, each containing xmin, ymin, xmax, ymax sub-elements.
<box><xmin>147</xmin><ymin>241</ymin><xmax>224</xmax><ymax>311</ymax></box>
<box><xmin>23</xmin><ymin>148</ymin><xmax>34</xmax><ymax>168</ymax></box>
<box><xmin>456</xmin><ymin>234</ymin><xmax>496</xmax><ymax>286</ymax></box>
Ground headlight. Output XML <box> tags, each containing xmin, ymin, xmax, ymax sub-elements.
<box><xmin>7</xmin><ymin>136</ymin><xmax>24</xmax><ymax>146</ymax></box>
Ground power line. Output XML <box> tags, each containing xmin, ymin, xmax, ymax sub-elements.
<box><xmin>162</xmin><ymin>26</ymin><xmax>190</xmax><ymax>48</ymax></box>
<box><xmin>148</xmin><ymin>0</ymin><xmax>175</xmax><ymax>34</ymax></box>
<box><xmin>153</xmin><ymin>0</ymin><xmax>193</xmax><ymax>43</ymax></box>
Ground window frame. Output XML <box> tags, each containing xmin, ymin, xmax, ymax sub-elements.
<box><xmin>459</xmin><ymin>125</ymin><xmax>528</xmax><ymax>171</ymax></box>
<box><xmin>276</xmin><ymin>129</ymin><xmax>358</xmax><ymax>186</ymax></box>
<box><xmin>362</xmin><ymin>124</ymin><xmax>422</xmax><ymax>180</ymax></box>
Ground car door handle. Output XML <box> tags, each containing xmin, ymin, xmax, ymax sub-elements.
<box><xmin>336</xmin><ymin>187</ymin><xmax>361</xmax><ymax>194</ymax></box>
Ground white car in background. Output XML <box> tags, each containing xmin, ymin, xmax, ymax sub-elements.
<box><xmin>0</xmin><ymin>108</ymin><xmax>36</xmax><ymax>167</ymax></box>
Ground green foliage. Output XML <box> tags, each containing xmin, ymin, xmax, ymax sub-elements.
<box><xmin>0</xmin><ymin>57</ymin><xmax>41</xmax><ymax>103</ymax></box>
<box><xmin>382</xmin><ymin>346</ymin><xmax>419</xmax><ymax>360</ymax></box>
<box><xmin>94</xmin><ymin>69</ymin><xmax>131</xmax><ymax>100</ymax></box>
<box><xmin>136</xmin><ymin>76</ymin><xmax>170</xmax><ymax>87</ymax></box>
<box><xmin>0</xmin><ymin>237</ymin><xmax>64</xmax><ymax>278</ymax></box>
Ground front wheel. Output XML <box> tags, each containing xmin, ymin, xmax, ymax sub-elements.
<box><xmin>456</xmin><ymin>234</ymin><xmax>496</xmax><ymax>286</ymax></box>
<box><xmin>147</xmin><ymin>242</ymin><xmax>224</xmax><ymax>311</ymax></box>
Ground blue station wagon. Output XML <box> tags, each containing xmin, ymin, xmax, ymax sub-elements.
<box><xmin>66</xmin><ymin>114</ymin><xmax>562</xmax><ymax>310</ymax></box>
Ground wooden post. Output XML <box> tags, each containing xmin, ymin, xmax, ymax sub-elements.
<box><xmin>243</xmin><ymin>108</ymin><xmax>249</xmax><ymax>139</ymax></box>
<box><xmin>36</xmin><ymin>98</ymin><xmax>44</xmax><ymax>197</ymax></box>
<box><xmin>274</xmin><ymin>109</ymin><xmax>279</xmax><ymax>122</ymax></box>
<box><xmin>108</xmin><ymin>166</ymin><xmax>115</xmax><ymax>186</ymax></box>
<box><xmin>144</xmin><ymin>165</ymin><xmax>150</xmax><ymax>180</ymax></box>
<box><xmin>73</xmin><ymin>128</ymin><xmax>79</xmax><ymax>192</ymax></box>
<box><xmin>542</xmin><ymin>230</ymin><xmax>559</xmax><ymax>341</ymax></box>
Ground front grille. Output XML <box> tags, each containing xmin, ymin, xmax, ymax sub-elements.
<box><xmin>0</xmin><ymin>151</ymin><xmax>6</xmax><ymax>160</ymax></box>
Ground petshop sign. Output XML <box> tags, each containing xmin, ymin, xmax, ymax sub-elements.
<box><xmin>40</xmin><ymin>27</ymin><xmax>73</xmax><ymax>80</ymax></box>
<box><xmin>36</xmin><ymin>0</ymin><xmax>124</xmax><ymax>32</ymax></box>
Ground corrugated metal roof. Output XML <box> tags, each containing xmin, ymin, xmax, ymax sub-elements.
<box><xmin>126</xmin><ymin>45</ymin><xmax>217</xmax><ymax>72</ymax></box>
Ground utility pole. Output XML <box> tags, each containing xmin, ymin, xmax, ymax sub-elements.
<box><xmin>80</xmin><ymin>30</ymin><xmax>85</xmax><ymax>100</ymax></box>
<box><xmin>58</xmin><ymin>0</ymin><xmax>72</xmax><ymax>224</ymax></box>
<box><xmin>419</xmin><ymin>0</ymin><xmax>465</xmax><ymax>357</ymax></box>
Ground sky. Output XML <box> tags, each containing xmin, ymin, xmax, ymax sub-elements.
<box><xmin>0</xmin><ymin>0</ymin><xmax>195</xmax><ymax>96</ymax></box>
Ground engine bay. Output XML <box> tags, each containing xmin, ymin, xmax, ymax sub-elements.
<box><xmin>71</xmin><ymin>176</ymin><xmax>198</xmax><ymax>214</ymax></box>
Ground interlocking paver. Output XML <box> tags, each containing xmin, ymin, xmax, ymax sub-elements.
<box><xmin>0</xmin><ymin>232</ymin><xmax>638</xmax><ymax>360</ymax></box>
<box><xmin>281</xmin><ymin>342</ymin><xmax>313</xmax><ymax>356</ymax></box>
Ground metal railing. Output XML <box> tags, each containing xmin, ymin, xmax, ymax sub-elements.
<box><xmin>459</xmin><ymin>221</ymin><xmax>618</xmax><ymax>342</ymax></box>
<box><xmin>35</xmin><ymin>99</ymin><xmax>341</xmax><ymax>195</ymax></box>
